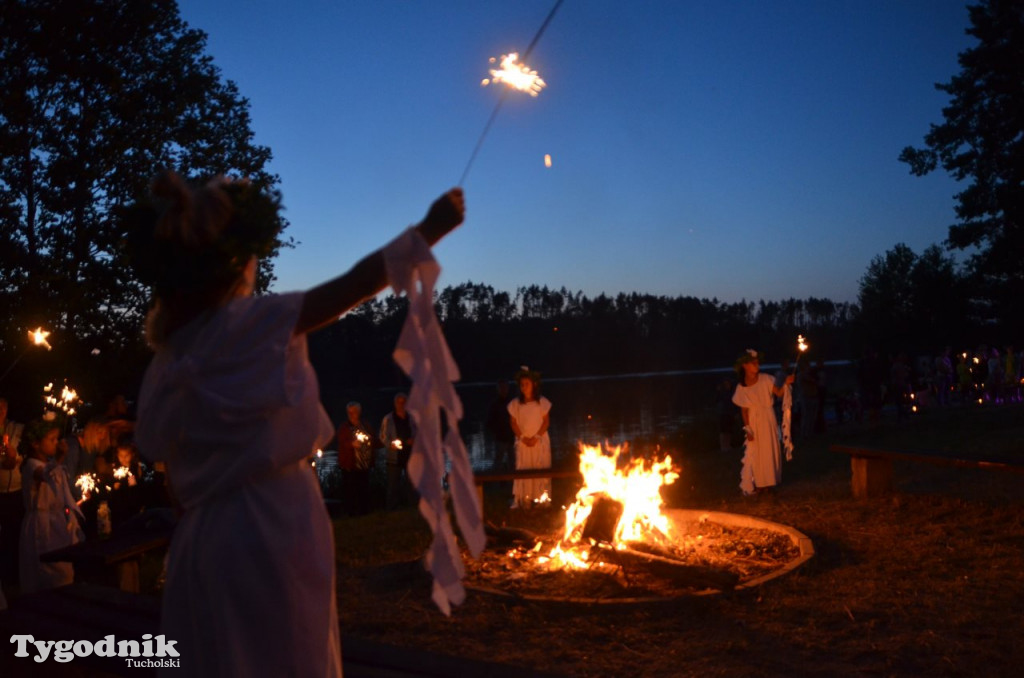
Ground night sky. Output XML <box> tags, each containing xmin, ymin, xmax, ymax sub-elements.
<box><xmin>175</xmin><ymin>0</ymin><xmax>974</xmax><ymax>304</ymax></box>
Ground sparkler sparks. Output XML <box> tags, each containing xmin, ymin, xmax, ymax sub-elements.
<box><xmin>29</xmin><ymin>327</ymin><xmax>52</xmax><ymax>351</ymax></box>
<box><xmin>482</xmin><ymin>53</ymin><xmax>546</xmax><ymax>97</ymax></box>
<box><xmin>76</xmin><ymin>473</ymin><xmax>97</xmax><ymax>500</ymax></box>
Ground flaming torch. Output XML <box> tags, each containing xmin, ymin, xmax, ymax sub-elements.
<box><xmin>793</xmin><ymin>335</ymin><xmax>809</xmax><ymax>375</ymax></box>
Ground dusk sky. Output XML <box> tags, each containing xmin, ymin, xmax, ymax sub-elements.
<box><xmin>175</xmin><ymin>0</ymin><xmax>974</xmax><ymax>305</ymax></box>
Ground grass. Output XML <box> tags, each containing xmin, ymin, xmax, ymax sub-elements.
<box><xmin>334</xmin><ymin>401</ymin><xmax>1024</xmax><ymax>677</ymax></box>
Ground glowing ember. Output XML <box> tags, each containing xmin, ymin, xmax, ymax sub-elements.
<box><xmin>546</xmin><ymin>443</ymin><xmax>679</xmax><ymax>570</ymax></box>
<box><xmin>29</xmin><ymin>327</ymin><xmax>52</xmax><ymax>350</ymax></box>
<box><xmin>482</xmin><ymin>53</ymin><xmax>546</xmax><ymax>97</ymax></box>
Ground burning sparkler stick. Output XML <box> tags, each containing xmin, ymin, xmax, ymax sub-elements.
<box><xmin>793</xmin><ymin>334</ymin><xmax>809</xmax><ymax>374</ymax></box>
<box><xmin>0</xmin><ymin>327</ymin><xmax>53</xmax><ymax>384</ymax></box>
<box><xmin>457</xmin><ymin>0</ymin><xmax>564</xmax><ymax>186</ymax></box>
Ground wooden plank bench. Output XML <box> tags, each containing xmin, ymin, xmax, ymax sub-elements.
<box><xmin>831</xmin><ymin>444</ymin><xmax>1024</xmax><ymax>498</ymax></box>
<box><xmin>473</xmin><ymin>468</ymin><xmax>582</xmax><ymax>514</ymax></box>
<box><xmin>41</xmin><ymin>521</ymin><xmax>173</xmax><ymax>593</ymax></box>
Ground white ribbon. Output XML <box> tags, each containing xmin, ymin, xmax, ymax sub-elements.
<box><xmin>383</xmin><ymin>227</ymin><xmax>485</xmax><ymax>616</ymax></box>
<box><xmin>781</xmin><ymin>383</ymin><xmax>794</xmax><ymax>461</ymax></box>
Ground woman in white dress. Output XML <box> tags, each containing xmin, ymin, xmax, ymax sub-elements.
<box><xmin>732</xmin><ymin>350</ymin><xmax>794</xmax><ymax>495</ymax></box>
<box><xmin>507</xmin><ymin>367</ymin><xmax>552</xmax><ymax>507</ymax></box>
<box><xmin>130</xmin><ymin>171</ymin><xmax>464</xmax><ymax>676</ymax></box>
<box><xmin>19</xmin><ymin>418</ymin><xmax>85</xmax><ymax>593</ymax></box>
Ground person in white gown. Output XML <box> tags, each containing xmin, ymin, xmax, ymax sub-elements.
<box><xmin>19</xmin><ymin>418</ymin><xmax>85</xmax><ymax>593</ymax></box>
<box><xmin>131</xmin><ymin>171</ymin><xmax>464</xmax><ymax>676</ymax></box>
<box><xmin>507</xmin><ymin>367</ymin><xmax>552</xmax><ymax>507</ymax></box>
<box><xmin>732</xmin><ymin>350</ymin><xmax>794</xmax><ymax>495</ymax></box>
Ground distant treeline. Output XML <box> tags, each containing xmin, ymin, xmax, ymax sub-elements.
<box><xmin>308</xmin><ymin>282</ymin><xmax>857</xmax><ymax>399</ymax></box>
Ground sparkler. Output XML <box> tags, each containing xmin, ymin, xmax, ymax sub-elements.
<box><xmin>793</xmin><ymin>334</ymin><xmax>809</xmax><ymax>374</ymax></box>
<box><xmin>457</xmin><ymin>0</ymin><xmax>564</xmax><ymax>186</ymax></box>
<box><xmin>0</xmin><ymin>327</ymin><xmax>53</xmax><ymax>384</ymax></box>
<box><xmin>76</xmin><ymin>473</ymin><xmax>97</xmax><ymax>501</ymax></box>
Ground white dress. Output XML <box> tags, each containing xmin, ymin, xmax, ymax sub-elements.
<box><xmin>19</xmin><ymin>457</ymin><xmax>85</xmax><ymax>593</ymax></box>
<box><xmin>507</xmin><ymin>397</ymin><xmax>552</xmax><ymax>506</ymax></box>
<box><xmin>732</xmin><ymin>373</ymin><xmax>782</xmax><ymax>494</ymax></box>
<box><xmin>136</xmin><ymin>292</ymin><xmax>339</xmax><ymax>677</ymax></box>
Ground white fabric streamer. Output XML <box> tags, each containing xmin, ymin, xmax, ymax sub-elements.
<box><xmin>383</xmin><ymin>227</ymin><xmax>485</xmax><ymax>616</ymax></box>
<box><xmin>781</xmin><ymin>383</ymin><xmax>794</xmax><ymax>461</ymax></box>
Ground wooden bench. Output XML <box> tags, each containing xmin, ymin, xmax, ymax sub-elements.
<box><xmin>831</xmin><ymin>445</ymin><xmax>1024</xmax><ymax>498</ymax></box>
<box><xmin>473</xmin><ymin>468</ymin><xmax>581</xmax><ymax>513</ymax></box>
<box><xmin>41</xmin><ymin>522</ymin><xmax>173</xmax><ymax>593</ymax></box>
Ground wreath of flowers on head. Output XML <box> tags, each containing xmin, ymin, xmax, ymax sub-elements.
<box><xmin>514</xmin><ymin>364</ymin><xmax>541</xmax><ymax>384</ymax></box>
<box><xmin>23</xmin><ymin>417</ymin><xmax>60</xmax><ymax>446</ymax></box>
<box><xmin>734</xmin><ymin>349</ymin><xmax>764</xmax><ymax>373</ymax></box>
<box><xmin>120</xmin><ymin>174</ymin><xmax>284</xmax><ymax>298</ymax></box>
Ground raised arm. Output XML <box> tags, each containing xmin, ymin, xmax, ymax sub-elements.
<box><xmin>294</xmin><ymin>188</ymin><xmax>465</xmax><ymax>336</ymax></box>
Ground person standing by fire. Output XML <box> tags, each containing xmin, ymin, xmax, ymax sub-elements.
<box><xmin>733</xmin><ymin>350</ymin><xmax>794</xmax><ymax>495</ymax></box>
<box><xmin>507</xmin><ymin>366</ymin><xmax>552</xmax><ymax>508</ymax></box>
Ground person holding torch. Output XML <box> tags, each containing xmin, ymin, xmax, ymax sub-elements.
<box><xmin>733</xmin><ymin>350</ymin><xmax>794</xmax><ymax>495</ymax></box>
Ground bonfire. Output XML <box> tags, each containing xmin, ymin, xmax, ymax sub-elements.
<box><xmin>470</xmin><ymin>443</ymin><xmax>802</xmax><ymax>600</ymax></box>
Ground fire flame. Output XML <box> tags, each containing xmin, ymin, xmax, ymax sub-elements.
<box><xmin>481</xmin><ymin>53</ymin><xmax>546</xmax><ymax>97</ymax></box>
<box><xmin>797</xmin><ymin>335</ymin><xmax>809</xmax><ymax>354</ymax></box>
<box><xmin>392</xmin><ymin>439</ymin><xmax>403</xmax><ymax>450</ymax></box>
<box><xmin>114</xmin><ymin>466</ymin><xmax>132</xmax><ymax>480</ymax></box>
<box><xmin>545</xmin><ymin>443</ymin><xmax>679</xmax><ymax>570</ymax></box>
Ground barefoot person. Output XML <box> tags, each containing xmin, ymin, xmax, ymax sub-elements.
<box><xmin>131</xmin><ymin>171</ymin><xmax>464</xmax><ymax>676</ymax></box>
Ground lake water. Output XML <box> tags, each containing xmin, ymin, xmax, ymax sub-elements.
<box><xmin>456</xmin><ymin>362</ymin><xmax>855</xmax><ymax>471</ymax></box>
<box><xmin>319</xmin><ymin>363</ymin><xmax>855</xmax><ymax>474</ymax></box>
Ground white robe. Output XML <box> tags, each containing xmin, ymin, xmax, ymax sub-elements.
<box><xmin>136</xmin><ymin>292</ymin><xmax>339</xmax><ymax>677</ymax></box>
<box><xmin>507</xmin><ymin>397</ymin><xmax>552</xmax><ymax>506</ymax></box>
<box><xmin>732</xmin><ymin>374</ymin><xmax>782</xmax><ymax>494</ymax></box>
<box><xmin>19</xmin><ymin>458</ymin><xmax>85</xmax><ymax>593</ymax></box>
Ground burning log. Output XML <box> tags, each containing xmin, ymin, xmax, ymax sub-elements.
<box><xmin>485</xmin><ymin>522</ymin><xmax>541</xmax><ymax>547</ymax></box>
<box><xmin>591</xmin><ymin>545</ymin><xmax>739</xmax><ymax>591</ymax></box>
<box><xmin>581</xmin><ymin>495</ymin><xmax>624</xmax><ymax>544</ymax></box>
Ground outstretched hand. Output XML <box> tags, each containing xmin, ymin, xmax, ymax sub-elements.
<box><xmin>417</xmin><ymin>188</ymin><xmax>465</xmax><ymax>246</ymax></box>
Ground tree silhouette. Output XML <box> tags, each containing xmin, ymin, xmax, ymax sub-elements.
<box><xmin>899</xmin><ymin>0</ymin><xmax>1024</xmax><ymax>332</ymax></box>
<box><xmin>0</xmin><ymin>0</ymin><xmax>285</xmax><ymax>392</ymax></box>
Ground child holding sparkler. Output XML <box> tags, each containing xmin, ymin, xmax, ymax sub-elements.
<box><xmin>129</xmin><ymin>170</ymin><xmax>464</xmax><ymax>676</ymax></box>
<box><xmin>732</xmin><ymin>350</ymin><xmax>794</xmax><ymax>496</ymax></box>
<box><xmin>18</xmin><ymin>417</ymin><xmax>85</xmax><ymax>593</ymax></box>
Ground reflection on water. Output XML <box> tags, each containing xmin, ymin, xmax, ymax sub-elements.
<box><xmin>323</xmin><ymin>364</ymin><xmax>854</xmax><ymax>474</ymax></box>
<box><xmin>457</xmin><ymin>363</ymin><xmax>854</xmax><ymax>471</ymax></box>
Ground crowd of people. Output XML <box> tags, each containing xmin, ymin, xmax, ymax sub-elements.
<box><xmin>0</xmin><ymin>394</ymin><xmax>169</xmax><ymax>607</ymax></box>
<box><xmin>715</xmin><ymin>342</ymin><xmax>1023</xmax><ymax>497</ymax></box>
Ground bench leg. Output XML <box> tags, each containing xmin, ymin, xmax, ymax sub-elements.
<box><xmin>850</xmin><ymin>456</ymin><xmax>893</xmax><ymax>498</ymax></box>
<box><xmin>116</xmin><ymin>560</ymin><xmax>140</xmax><ymax>593</ymax></box>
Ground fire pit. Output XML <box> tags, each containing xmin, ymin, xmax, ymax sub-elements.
<box><xmin>467</xmin><ymin>443</ymin><xmax>813</xmax><ymax>604</ymax></box>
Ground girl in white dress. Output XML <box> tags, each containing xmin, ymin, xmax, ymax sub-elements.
<box><xmin>507</xmin><ymin>367</ymin><xmax>552</xmax><ymax>507</ymax></box>
<box><xmin>130</xmin><ymin>171</ymin><xmax>464</xmax><ymax>676</ymax></box>
<box><xmin>732</xmin><ymin>350</ymin><xmax>794</xmax><ymax>495</ymax></box>
<box><xmin>19</xmin><ymin>418</ymin><xmax>85</xmax><ymax>593</ymax></box>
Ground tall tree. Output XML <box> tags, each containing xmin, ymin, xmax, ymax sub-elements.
<box><xmin>0</xmin><ymin>0</ymin><xmax>285</xmax><ymax>380</ymax></box>
<box><xmin>899</xmin><ymin>0</ymin><xmax>1024</xmax><ymax>331</ymax></box>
